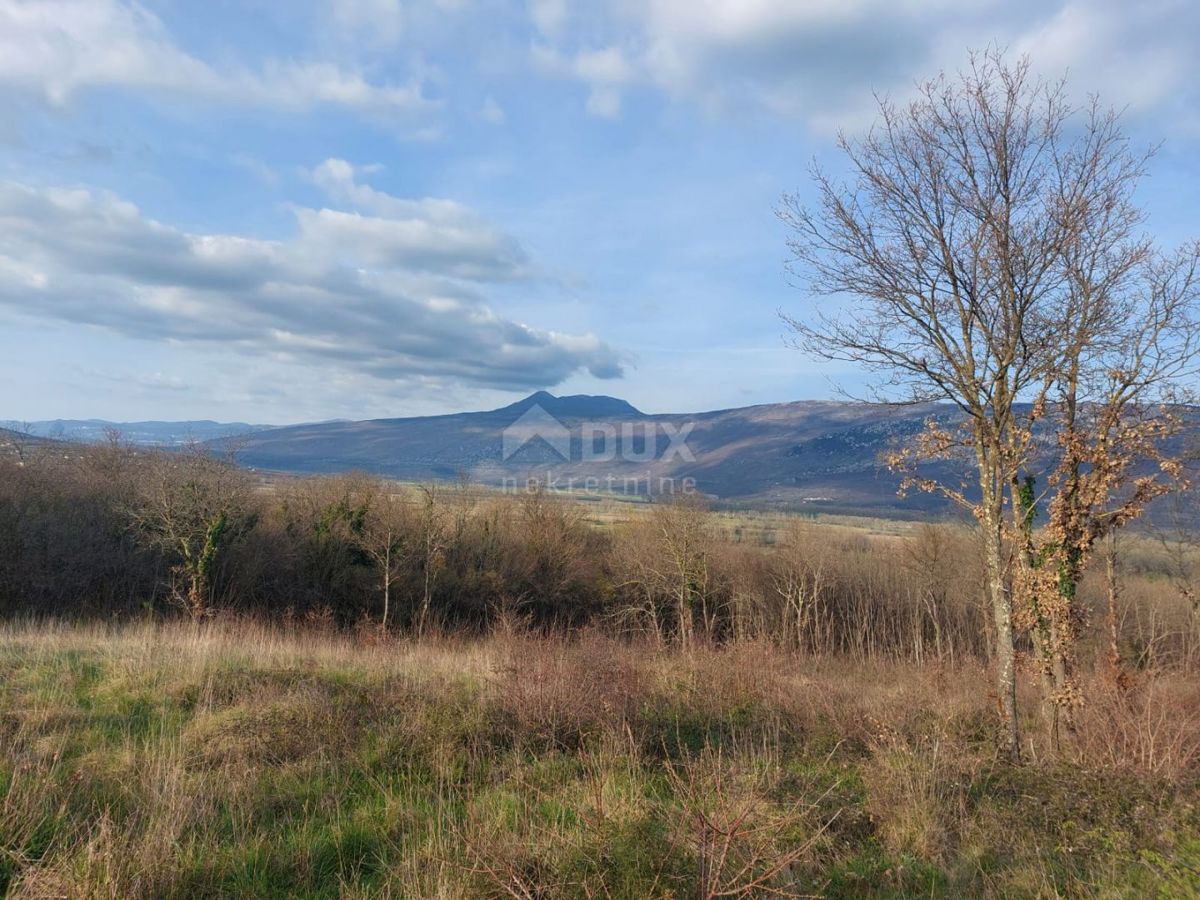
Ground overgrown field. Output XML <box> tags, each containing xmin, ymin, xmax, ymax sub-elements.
<box><xmin>1</xmin><ymin>620</ymin><xmax>1198</xmax><ymax>898</ymax></box>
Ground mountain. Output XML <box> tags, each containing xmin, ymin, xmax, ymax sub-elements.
<box><xmin>11</xmin><ymin>395</ymin><xmax>1194</xmax><ymax>518</ymax></box>
<box><xmin>216</xmin><ymin>392</ymin><xmax>967</xmax><ymax>516</ymax></box>
<box><xmin>492</xmin><ymin>391</ymin><xmax>644</xmax><ymax>419</ymax></box>
<box><xmin>4</xmin><ymin>419</ymin><xmax>269</xmax><ymax>447</ymax></box>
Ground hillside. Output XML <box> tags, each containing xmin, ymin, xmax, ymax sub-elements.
<box><xmin>13</xmin><ymin>395</ymin><xmax>1194</xmax><ymax>517</ymax></box>
<box><xmin>5</xmin><ymin>419</ymin><xmax>269</xmax><ymax>447</ymax></box>
<box><xmin>219</xmin><ymin>392</ymin><xmax>966</xmax><ymax>515</ymax></box>
<box><xmin>0</xmin><ymin>427</ymin><xmax>62</xmax><ymax>463</ymax></box>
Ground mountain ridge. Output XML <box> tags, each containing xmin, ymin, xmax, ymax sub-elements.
<box><xmin>25</xmin><ymin>393</ymin><xmax>1189</xmax><ymax>519</ymax></box>
<box><xmin>209</xmin><ymin>392</ymin><xmax>960</xmax><ymax>515</ymax></box>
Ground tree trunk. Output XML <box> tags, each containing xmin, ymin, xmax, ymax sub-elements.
<box><xmin>419</xmin><ymin>541</ymin><xmax>433</xmax><ymax>639</ymax></box>
<box><xmin>187</xmin><ymin>568</ymin><xmax>206</xmax><ymax>620</ymax></box>
<box><xmin>1049</xmin><ymin>616</ymin><xmax>1072</xmax><ymax>743</ymax></box>
<box><xmin>1105</xmin><ymin>533</ymin><xmax>1128</xmax><ymax>687</ymax></box>
<box><xmin>981</xmin><ymin>493</ymin><xmax>1020</xmax><ymax>763</ymax></box>
<box><xmin>1029</xmin><ymin>621</ymin><xmax>1068</xmax><ymax>752</ymax></box>
<box><xmin>677</xmin><ymin>588</ymin><xmax>692</xmax><ymax>651</ymax></box>
<box><xmin>381</xmin><ymin>537</ymin><xmax>390</xmax><ymax>629</ymax></box>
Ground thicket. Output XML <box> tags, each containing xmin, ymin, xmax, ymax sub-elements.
<box><xmin>2</xmin><ymin>443</ymin><xmax>1197</xmax><ymax>674</ymax></box>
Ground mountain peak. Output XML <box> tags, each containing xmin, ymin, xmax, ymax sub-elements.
<box><xmin>498</xmin><ymin>391</ymin><xmax>643</xmax><ymax>419</ymax></box>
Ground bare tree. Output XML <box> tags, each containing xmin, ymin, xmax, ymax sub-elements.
<box><xmin>357</xmin><ymin>481</ymin><xmax>412</xmax><ymax>630</ymax></box>
<box><xmin>614</xmin><ymin>495</ymin><xmax>713</xmax><ymax>649</ymax></box>
<box><xmin>769</xmin><ymin>523</ymin><xmax>830</xmax><ymax>653</ymax></box>
<box><xmin>413</xmin><ymin>484</ymin><xmax>447</xmax><ymax>637</ymax></box>
<box><xmin>505</xmin><ymin>486</ymin><xmax>599</xmax><ymax>626</ymax></box>
<box><xmin>129</xmin><ymin>446</ymin><xmax>257</xmax><ymax>617</ymax></box>
<box><xmin>777</xmin><ymin>50</ymin><xmax>1199</xmax><ymax>759</ymax></box>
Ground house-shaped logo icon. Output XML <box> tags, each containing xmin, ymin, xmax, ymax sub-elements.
<box><xmin>502</xmin><ymin>404</ymin><xmax>572</xmax><ymax>461</ymax></box>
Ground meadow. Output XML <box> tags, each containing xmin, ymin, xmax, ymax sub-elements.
<box><xmin>2</xmin><ymin>619</ymin><xmax>1199</xmax><ymax>898</ymax></box>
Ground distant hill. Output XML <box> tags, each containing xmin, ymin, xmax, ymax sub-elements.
<box><xmin>3</xmin><ymin>419</ymin><xmax>269</xmax><ymax>447</ymax></box>
<box><xmin>492</xmin><ymin>391</ymin><xmax>644</xmax><ymax>419</ymax></box>
<box><xmin>8</xmin><ymin>396</ymin><xmax>1195</xmax><ymax>518</ymax></box>
<box><xmin>0</xmin><ymin>427</ymin><xmax>64</xmax><ymax>463</ymax></box>
<box><xmin>215</xmin><ymin>392</ymin><xmax>969</xmax><ymax>516</ymax></box>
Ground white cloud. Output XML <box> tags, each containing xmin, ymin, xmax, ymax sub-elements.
<box><xmin>309</xmin><ymin>158</ymin><xmax>531</xmax><ymax>278</ymax></box>
<box><xmin>1012</xmin><ymin>2</ymin><xmax>1195</xmax><ymax>115</ymax></box>
<box><xmin>0</xmin><ymin>175</ymin><xmax>625</xmax><ymax>391</ymax></box>
<box><xmin>530</xmin><ymin>0</ymin><xmax>1200</xmax><ymax>131</ymax></box>
<box><xmin>573</xmin><ymin>46</ymin><xmax>632</xmax><ymax>85</ymax></box>
<box><xmin>532</xmin><ymin>42</ymin><xmax>634</xmax><ymax>117</ymax></box>
<box><xmin>529</xmin><ymin>0</ymin><xmax>568</xmax><ymax>37</ymax></box>
<box><xmin>293</xmin><ymin>206</ymin><xmax>532</xmax><ymax>280</ymax></box>
<box><xmin>0</xmin><ymin>0</ymin><xmax>431</xmax><ymax>117</ymax></box>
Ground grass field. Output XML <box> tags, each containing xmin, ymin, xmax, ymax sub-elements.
<box><xmin>2</xmin><ymin>620</ymin><xmax>1198</xmax><ymax>898</ymax></box>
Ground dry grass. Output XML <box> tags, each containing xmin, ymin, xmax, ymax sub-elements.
<box><xmin>0</xmin><ymin>619</ymin><xmax>1197</xmax><ymax>897</ymax></box>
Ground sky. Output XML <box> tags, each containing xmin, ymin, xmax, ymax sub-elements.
<box><xmin>1</xmin><ymin>0</ymin><xmax>1199</xmax><ymax>423</ymax></box>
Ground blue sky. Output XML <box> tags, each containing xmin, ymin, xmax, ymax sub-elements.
<box><xmin>1</xmin><ymin>0</ymin><xmax>1199</xmax><ymax>423</ymax></box>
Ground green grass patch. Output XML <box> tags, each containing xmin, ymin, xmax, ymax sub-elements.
<box><xmin>0</xmin><ymin>625</ymin><xmax>1196</xmax><ymax>897</ymax></box>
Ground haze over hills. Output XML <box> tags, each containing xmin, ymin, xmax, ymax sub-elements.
<box><xmin>214</xmin><ymin>391</ymin><xmax>967</xmax><ymax>516</ymax></box>
<box><xmin>3</xmin><ymin>419</ymin><xmax>270</xmax><ymax>447</ymax></box>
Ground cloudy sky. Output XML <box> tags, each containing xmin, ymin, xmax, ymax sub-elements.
<box><xmin>1</xmin><ymin>0</ymin><xmax>1198</xmax><ymax>422</ymax></box>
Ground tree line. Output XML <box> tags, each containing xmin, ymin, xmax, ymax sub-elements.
<box><xmin>0</xmin><ymin>437</ymin><xmax>1002</xmax><ymax>654</ymax></box>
